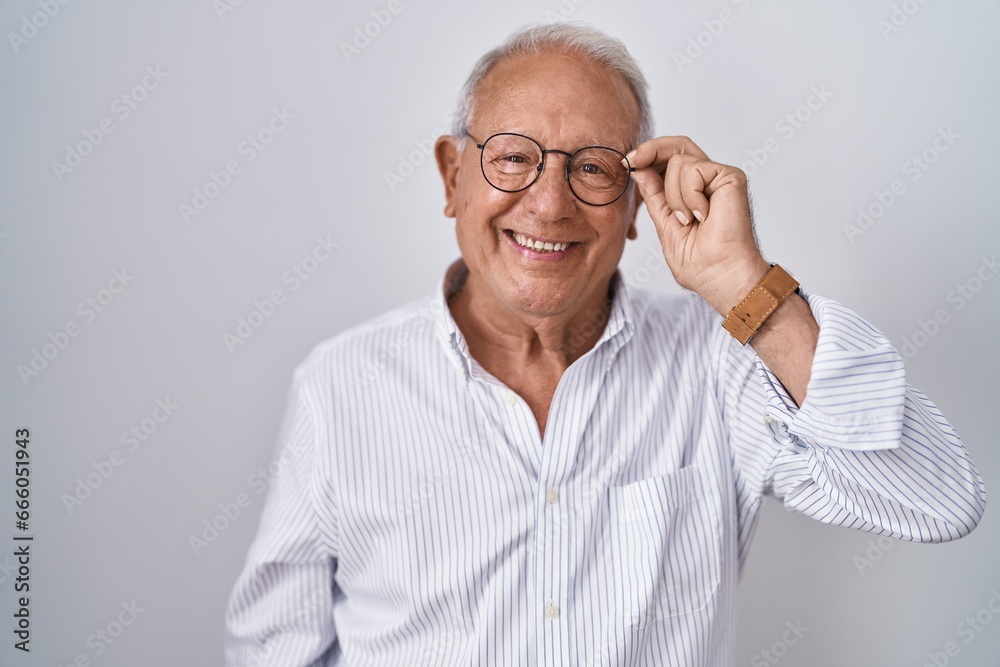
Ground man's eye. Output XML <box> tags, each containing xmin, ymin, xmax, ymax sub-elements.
<box><xmin>579</xmin><ymin>163</ymin><xmax>605</xmax><ymax>175</ymax></box>
<box><xmin>501</xmin><ymin>154</ymin><xmax>528</xmax><ymax>164</ymax></box>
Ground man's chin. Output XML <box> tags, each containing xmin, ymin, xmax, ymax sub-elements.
<box><xmin>497</xmin><ymin>278</ymin><xmax>588</xmax><ymax>320</ymax></box>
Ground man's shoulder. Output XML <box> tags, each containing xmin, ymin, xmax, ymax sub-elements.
<box><xmin>292</xmin><ymin>294</ymin><xmax>443</xmax><ymax>385</ymax></box>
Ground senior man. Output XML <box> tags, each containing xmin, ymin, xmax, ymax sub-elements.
<box><xmin>225</xmin><ymin>23</ymin><xmax>985</xmax><ymax>666</ymax></box>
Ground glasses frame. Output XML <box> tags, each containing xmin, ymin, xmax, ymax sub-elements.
<box><xmin>464</xmin><ymin>130</ymin><xmax>636</xmax><ymax>207</ymax></box>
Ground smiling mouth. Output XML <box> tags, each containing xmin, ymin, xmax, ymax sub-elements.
<box><xmin>505</xmin><ymin>230</ymin><xmax>573</xmax><ymax>253</ymax></box>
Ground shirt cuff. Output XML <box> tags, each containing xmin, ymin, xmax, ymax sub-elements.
<box><xmin>755</xmin><ymin>291</ymin><xmax>907</xmax><ymax>452</ymax></box>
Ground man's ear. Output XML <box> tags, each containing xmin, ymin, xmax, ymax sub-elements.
<box><xmin>435</xmin><ymin>135</ymin><xmax>461</xmax><ymax>218</ymax></box>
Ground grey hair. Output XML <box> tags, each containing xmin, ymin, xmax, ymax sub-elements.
<box><xmin>451</xmin><ymin>22</ymin><xmax>653</xmax><ymax>150</ymax></box>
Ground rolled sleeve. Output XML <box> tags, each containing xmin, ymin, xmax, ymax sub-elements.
<box><xmin>729</xmin><ymin>291</ymin><xmax>985</xmax><ymax>542</ymax></box>
<box><xmin>757</xmin><ymin>292</ymin><xmax>907</xmax><ymax>451</ymax></box>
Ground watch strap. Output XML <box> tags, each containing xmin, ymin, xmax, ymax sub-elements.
<box><xmin>721</xmin><ymin>264</ymin><xmax>799</xmax><ymax>344</ymax></box>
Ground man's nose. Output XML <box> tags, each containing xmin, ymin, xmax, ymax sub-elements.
<box><xmin>522</xmin><ymin>153</ymin><xmax>577</xmax><ymax>220</ymax></box>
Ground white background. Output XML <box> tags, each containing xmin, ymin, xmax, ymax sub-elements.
<box><xmin>1</xmin><ymin>0</ymin><xmax>998</xmax><ymax>665</ymax></box>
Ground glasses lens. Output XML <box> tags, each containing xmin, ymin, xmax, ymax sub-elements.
<box><xmin>569</xmin><ymin>147</ymin><xmax>630</xmax><ymax>205</ymax></box>
<box><xmin>481</xmin><ymin>134</ymin><xmax>542</xmax><ymax>192</ymax></box>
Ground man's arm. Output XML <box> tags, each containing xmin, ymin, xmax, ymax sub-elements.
<box><xmin>627</xmin><ymin>136</ymin><xmax>984</xmax><ymax>541</ymax></box>
<box><xmin>723</xmin><ymin>291</ymin><xmax>985</xmax><ymax>546</ymax></box>
<box><xmin>225</xmin><ymin>373</ymin><xmax>340</xmax><ymax>667</ymax></box>
<box><xmin>626</xmin><ymin>136</ymin><xmax>821</xmax><ymax>403</ymax></box>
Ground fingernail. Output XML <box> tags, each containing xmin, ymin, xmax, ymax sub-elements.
<box><xmin>674</xmin><ymin>210</ymin><xmax>689</xmax><ymax>225</ymax></box>
<box><xmin>620</xmin><ymin>157</ymin><xmax>629</xmax><ymax>168</ymax></box>
<box><xmin>693</xmin><ymin>210</ymin><xmax>704</xmax><ymax>222</ymax></box>
<box><xmin>625</xmin><ymin>150</ymin><xmax>636</xmax><ymax>163</ymax></box>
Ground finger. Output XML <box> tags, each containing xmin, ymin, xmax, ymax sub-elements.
<box><xmin>630</xmin><ymin>166</ymin><xmax>687</xmax><ymax>246</ymax></box>
<box><xmin>662</xmin><ymin>154</ymin><xmax>702</xmax><ymax>226</ymax></box>
<box><xmin>700</xmin><ymin>162</ymin><xmax>747</xmax><ymax>198</ymax></box>
<box><xmin>629</xmin><ymin>166</ymin><xmax>669</xmax><ymax>226</ymax></box>
<box><xmin>680</xmin><ymin>162</ymin><xmax>711</xmax><ymax>223</ymax></box>
<box><xmin>625</xmin><ymin>135</ymin><xmax>709</xmax><ymax>171</ymax></box>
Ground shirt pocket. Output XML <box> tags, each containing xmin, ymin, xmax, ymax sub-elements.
<box><xmin>606</xmin><ymin>464</ymin><xmax>721</xmax><ymax>628</ymax></box>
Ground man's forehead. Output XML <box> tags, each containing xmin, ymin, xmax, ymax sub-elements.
<box><xmin>472</xmin><ymin>50</ymin><xmax>639</xmax><ymax>147</ymax></box>
<box><xmin>479</xmin><ymin>49</ymin><xmax>625</xmax><ymax>97</ymax></box>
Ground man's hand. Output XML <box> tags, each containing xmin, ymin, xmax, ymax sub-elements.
<box><xmin>627</xmin><ymin>136</ymin><xmax>770</xmax><ymax>316</ymax></box>
<box><xmin>626</xmin><ymin>135</ymin><xmax>819</xmax><ymax>405</ymax></box>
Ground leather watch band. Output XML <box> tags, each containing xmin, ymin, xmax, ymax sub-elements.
<box><xmin>721</xmin><ymin>264</ymin><xmax>800</xmax><ymax>345</ymax></box>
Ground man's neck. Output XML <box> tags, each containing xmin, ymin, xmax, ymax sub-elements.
<box><xmin>446</xmin><ymin>262</ymin><xmax>614</xmax><ymax>374</ymax></box>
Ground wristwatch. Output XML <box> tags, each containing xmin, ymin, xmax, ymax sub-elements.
<box><xmin>721</xmin><ymin>264</ymin><xmax>800</xmax><ymax>345</ymax></box>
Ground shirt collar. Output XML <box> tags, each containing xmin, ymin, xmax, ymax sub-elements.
<box><xmin>434</xmin><ymin>259</ymin><xmax>474</xmax><ymax>377</ymax></box>
<box><xmin>432</xmin><ymin>258</ymin><xmax>636</xmax><ymax>379</ymax></box>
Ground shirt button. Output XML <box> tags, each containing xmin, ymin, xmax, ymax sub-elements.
<box><xmin>504</xmin><ymin>392</ymin><xmax>517</xmax><ymax>406</ymax></box>
<box><xmin>546</xmin><ymin>604</ymin><xmax>559</xmax><ymax>619</ymax></box>
<box><xmin>545</xmin><ymin>489</ymin><xmax>558</xmax><ymax>504</ymax></box>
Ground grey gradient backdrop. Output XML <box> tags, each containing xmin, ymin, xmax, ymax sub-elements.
<box><xmin>2</xmin><ymin>0</ymin><xmax>998</xmax><ymax>665</ymax></box>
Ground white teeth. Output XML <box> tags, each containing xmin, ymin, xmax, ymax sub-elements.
<box><xmin>512</xmin><ymin>232</ymin><xmax>570</xmax><ymax>254</ymax></box>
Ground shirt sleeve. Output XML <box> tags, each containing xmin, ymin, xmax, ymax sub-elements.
<box><xmin>225</xmin><ymin>370</ymin><xmax>340</xmax><ymax>666</ymax></box>
<box><xmin>725</xmin><ymin>291</ymin><xmax>986</xmax><ymax>544</ymax></box>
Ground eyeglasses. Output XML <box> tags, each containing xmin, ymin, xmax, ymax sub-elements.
<box><xmin>464</xmin><ymin>131</ymin><xmax>635</xmax><ymax>206</ymax></box>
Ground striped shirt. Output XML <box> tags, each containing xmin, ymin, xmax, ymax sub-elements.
<box><xmin>225</xmin><ymin>259</ymin><xmax>985</xmax><ymax>666</ymax></box>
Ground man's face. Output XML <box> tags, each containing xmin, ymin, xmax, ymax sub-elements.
<box><xmin>436</xmin><ymin>49</ymin><xmax>641</xmax><ymax>321</ymax></box>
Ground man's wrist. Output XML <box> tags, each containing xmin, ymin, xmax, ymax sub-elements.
<box><xmin>703</xmin><ymin>258</ymin><xmax>772</xmax><ymax>317</ymax></box>
<box><xmin>720</xmin><ymin>263</ymin><xmax>801</xmax><ymax>344</ymax></box>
